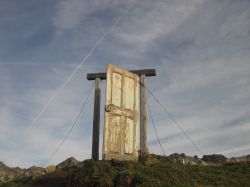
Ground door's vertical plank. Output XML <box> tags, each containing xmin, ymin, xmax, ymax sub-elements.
<box><xmin>121</xmin><ymin>71</ymin><xmax>125</xmax><ymax>156</ymax></box>
<box><xmin>103</xmin><ymin>65</ymin><xmax>112</xmax><ymax>159</ymax></box>
<box><xmin>120</xmin><ymin>116</ymin><xmax>125</xmax><ymax>155</ymax></box>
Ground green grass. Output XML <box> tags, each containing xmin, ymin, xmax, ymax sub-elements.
<box><xmin>1</xmin><ymin>155</ymin><xmax>250</xmax><ymax>187</ymax></box>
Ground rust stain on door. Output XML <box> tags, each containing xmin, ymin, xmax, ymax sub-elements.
<box><xmin>103</xmin><ymin>64</ymin><xmax>139</xmax><ymax>161</ymax></box>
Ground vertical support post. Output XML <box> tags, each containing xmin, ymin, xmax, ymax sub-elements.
<box><xmin>140</xmin><ymin>74</ymin><xmax>148</xmax><ymax>160</ymax></box>
<box><xmin>92</xmin><ymin>78</ymin><xmax>101</xmax><ymax>160</ymax></box>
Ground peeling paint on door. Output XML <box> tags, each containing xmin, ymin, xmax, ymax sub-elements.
<box><xmin>125</xmin><ymin>118</ymin><xmax>134</xmax><ymax>154</ymax></box>
<box><xmin>103</xmin><ymin>64</ymin><xmax>139</xmax><ymax>161</ymax></box>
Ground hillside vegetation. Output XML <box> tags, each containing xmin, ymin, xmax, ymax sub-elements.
<box><xmin>1</xmin><ymin>154</ymin><xmax>250</xmax><ymax>187</ymax></box>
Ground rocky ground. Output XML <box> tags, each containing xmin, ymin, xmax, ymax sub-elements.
<box><xmin>0</xmin><ymin>157</ymin><xmax>79</xmax><ymax>185</ymax></box>
<box><xmin>0</xmin><ymin>154</ymin><xmax>249</xmax><ymax>186</ymax></box>
<box><xmin>168</xmin><ymin>153</ymin><xmax>250</xmax><ymax>165</ymax></box>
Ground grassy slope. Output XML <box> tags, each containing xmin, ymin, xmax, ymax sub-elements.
<box><xmin>1</xmin><ymin>155</ymin><xmax>250</xmax><ymax>187</ymax></box>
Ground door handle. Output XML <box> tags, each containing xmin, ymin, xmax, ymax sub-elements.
<box><xmin>105</xmin><ymin>104</ymin><xmax>112</xmax><ymax>112</ymax></box>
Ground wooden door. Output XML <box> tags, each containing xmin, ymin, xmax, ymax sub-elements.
<box><xmin>103</xmin><ymin>64</ymin><xmax>139</xmax><ymax>160</ymax></box>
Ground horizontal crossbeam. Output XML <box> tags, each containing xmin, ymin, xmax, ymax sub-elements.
<box><xmin>87</xmin><ymin>69</ymin><xmax>156</xmax><ymax>80</ymax></box>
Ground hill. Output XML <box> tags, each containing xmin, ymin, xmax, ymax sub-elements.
<box><xmin>1</xmin><ymin>154</ymin><xmax>250</xmax><ymax>187</ymax></box>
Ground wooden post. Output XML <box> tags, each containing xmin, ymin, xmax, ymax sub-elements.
<box><xmin>92</xmin><ymin>78</ymin><xmax>101</xmax><ymax>160</ymax></box>
<box><xmin>140</xmin><ymin>74</ymin><xmax>148</xmax><ymax>160</ymax></box>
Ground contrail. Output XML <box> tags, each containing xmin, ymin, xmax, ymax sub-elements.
<box><xmin>29</xmin><ymin>0</ymin><xmax>139</xmax><ymax>128</ymax></box>
<box><xmin>30</xmin><ymin>24</ymin><xmax>113</xmax><ymax>127</ymax></box>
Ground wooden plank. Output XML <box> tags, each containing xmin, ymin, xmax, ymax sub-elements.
<box><xmin>87</xmin><ymin>69</ymin><xmax>156</xmax><ymax>80</ymax></box>
<box><xmin>140</xmin><ymin>74</ymin><xmax>148</xmax><ymax>160</ymax></box>
<box><xmin>92</xmin><ymin>78</ymin><xmax>101</xmax><ymax>160</ymax></box>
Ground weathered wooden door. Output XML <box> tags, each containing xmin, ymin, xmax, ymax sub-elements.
<box><xmin>103</xmin><ymin>64</ymin><xmax>139</xmax><ymax>160</ymax></box>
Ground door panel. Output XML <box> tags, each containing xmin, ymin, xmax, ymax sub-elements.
<box><xmin>103</xmin><ymin>64</ymin><xmax>139</xmax><ymax>161</ymax></box>
<box><xmin>111</xmin><ymin>73</ymin><xmax>122</xmax><ymax>107</ymax></box>
<box><xmin>109</xmin><ymin>115</ymin><xmax>122</xmax><ymax>153</ymax></box>
<box><xmin>124</xmin><ymin>76</ymin><xmax>134</xmax><ymax>110</ymax></box>
<box><xmin>125</xmin><ymin>117</ymin><xmax>134</xmax><ymax>154</ymax></box>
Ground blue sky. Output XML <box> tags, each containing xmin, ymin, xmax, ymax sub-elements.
<box><xmin>0</xmin><ymin>0</ymin><xmax>250</xmax><ymax>168</ymax></box>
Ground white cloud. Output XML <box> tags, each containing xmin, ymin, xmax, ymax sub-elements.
<box><xmin>219</xmin><ymin>144</ymin><xmax>250</xmax><ymax>156</ymax></box>
<box><xmin>53</xmin><ymin>0</ymin><xmax>88</xmax><ymax>29</ymax></box>
<box><xmin>53</xmin><ymin>0</ymin><xmax>133</xmax><ymax>30</ymax></box>
<box><xmin>115</xmin><ymin>0</ymin><xmax>203</xmax><ymax>49</ymax></box>
<box><xmin>0</xmin><ymin>108</ymin><xmax>13</xmax><ymax>141</ymax></box>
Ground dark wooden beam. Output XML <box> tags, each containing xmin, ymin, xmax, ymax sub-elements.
<box><xmin>92</xmin><ymin>78</ymin><xmax>101</xmax><ymax>160</ymax></box>
<box><xmin>87</xmin><ymin>69</ymin><xmax>156</xmax><ymax>80</ymax></box>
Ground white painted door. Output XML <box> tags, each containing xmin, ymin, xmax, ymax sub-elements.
<box><xmin>103</xmin><ymin>64</ymin><xmax>139</xmax><ymax>160</ymax></box>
